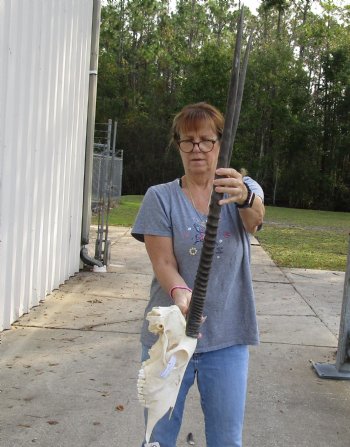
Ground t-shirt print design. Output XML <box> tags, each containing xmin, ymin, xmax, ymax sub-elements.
<box><xmin>186</xmin><ymin>217</ymin><xmax>232</xmax><ymax>258</ymax></box>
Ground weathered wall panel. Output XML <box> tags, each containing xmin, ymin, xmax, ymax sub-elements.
<box><xmin>0</xmin><ymin>0</ymin><xmax>94</xmax><ymax>330</ymax></box>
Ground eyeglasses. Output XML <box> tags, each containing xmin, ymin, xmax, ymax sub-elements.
<box><xmin>177</xmin><ymin>139</ymin><xmax>218</xmax><ymax>153</ymax></box>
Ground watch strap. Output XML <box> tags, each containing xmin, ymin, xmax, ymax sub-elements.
<box><xmin>236</xmin><ymin>182</ymin><xmax>255</xmax><ymax>208</ymax></box>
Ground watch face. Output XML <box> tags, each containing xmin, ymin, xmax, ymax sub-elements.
<box><xmin>237</xmin><ymin>183</ymin><xmax>254</xmax><ymax>208</ymax></box>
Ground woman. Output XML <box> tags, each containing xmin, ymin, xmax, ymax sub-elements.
<box><xmin>132</xmin><ymin>102</ymin><xmax>264</xmax><ymax>447</ymax></box>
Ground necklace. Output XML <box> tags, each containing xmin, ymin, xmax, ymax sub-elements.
<box><xmin>187</xmin><ymin>186</ymin><xmax>211</xmax><ymax>223</ymax></box>
<box><xmin>185</xmin><ymin>179</ymin><xmax>212</xmax><ymax>256</ymax></box>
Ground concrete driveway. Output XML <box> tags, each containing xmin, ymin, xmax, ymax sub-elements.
<box><xmin>0</xmin><ymin>227</ymin><xmax>349</xmax><ymax>447</ymax></box>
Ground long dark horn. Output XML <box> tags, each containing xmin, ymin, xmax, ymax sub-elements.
<box><xmin>186</xmin><ymin>7</ymin><xmax>251</xmax><ymax>338</ymax></box>
<box><xmin>219</xmin><ymin>6</ymin><xmax>244</xmax><ymax>169</ymax></box>
<box><xmin>229</xmin><ymin>32</ymin><xmax>253</xmax><ymax>161</ymax></box>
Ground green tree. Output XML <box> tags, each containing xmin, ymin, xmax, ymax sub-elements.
<box><xmin>95</xmin><ymin>0</ymin><xmax>350</xmax><ymax>210</ymax></box>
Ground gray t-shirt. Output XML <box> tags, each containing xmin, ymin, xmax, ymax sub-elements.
<box><xmin>132</xmin><ymin>177</ymin><xmax>264</xmax><ymax>353</ymax></box>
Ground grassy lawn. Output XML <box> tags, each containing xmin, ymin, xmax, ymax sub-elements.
<box><xmin>95</xmin><ymin>196</ymin><xmax>350</xmax><ymax>271</ymax></box>
<box><xmin>256</xmin><ymin>206</ymin><xmax>350</xmax><ymax>271</ymax></box>
<box><xmin>92</xmin><ymin>195</ymin><xmax>144</xmax><ymax>226</ymax></box>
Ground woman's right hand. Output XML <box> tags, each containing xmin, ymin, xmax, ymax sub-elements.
<box><xmin>171</xmin><ymin>289</ymin><xmax>206</xmax><ymax>339</ymax></box>
<box><xmin>171</xmin><ymin>288</ymin><xmax>192</xmax><ymax>316</ymax></box>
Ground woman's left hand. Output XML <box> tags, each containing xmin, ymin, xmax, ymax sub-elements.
<box><xmin>213</xmin><ymin>168</ymin><xmax>247</xmax><ymax>206</ymax></box>
<box><xmin>213</xmin><ymin>167</ymin><xmax>265</xmax><ymax>233</ymax></box>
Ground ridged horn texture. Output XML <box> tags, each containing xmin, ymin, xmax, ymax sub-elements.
<box><xmin>186</xmin><ymin>8</ymin><xmax>252</xmax><ymax>338</ymax></box>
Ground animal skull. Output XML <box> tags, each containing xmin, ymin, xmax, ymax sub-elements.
<box><xmin>137</xmin><ymin>305</ymin><xmax>197</xmax><ymax>443</ymax></box>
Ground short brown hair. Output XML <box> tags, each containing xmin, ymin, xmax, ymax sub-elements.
<box><xmin>171</xmin><ymin>102</ymin><xmax>224</xmax><ymax>145</ymax></box>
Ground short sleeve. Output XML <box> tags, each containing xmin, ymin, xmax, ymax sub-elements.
<box><xmin>131</xmin><ymin>186</ymin><xmax>172</xmax><ymax>242</ymax></box>
<box><xmin>243</xmin><ymin>176</ymin><xmax>264</xmax><ymax>202</ymax></box>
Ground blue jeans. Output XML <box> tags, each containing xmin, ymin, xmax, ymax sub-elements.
<box><xmin>141</xmin><ymin>344</ymin><xmax>249</xmax><ymax>447</ymax></box>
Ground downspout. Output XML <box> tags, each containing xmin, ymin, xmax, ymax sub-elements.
<box><xmin>81</xmin><ymin>0</ymin><xmax>103</xmax><ymax>267</ymax></box>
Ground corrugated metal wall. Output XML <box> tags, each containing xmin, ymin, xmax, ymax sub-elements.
<box><xmin>0</xmin><ymin>0</ymin><xmax>94</xmax><ymax>330</ymax></box>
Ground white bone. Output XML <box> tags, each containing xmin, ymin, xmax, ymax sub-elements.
<box><xmin>138</xmin><ymin>305</ymin><xmax>197</xmax><ymax>443</ymax></box>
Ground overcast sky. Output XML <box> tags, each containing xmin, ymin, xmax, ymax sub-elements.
<box><xmin>242</xmin><ymin>0</ymin><xmax>261</xmax><ymax>14</ymax></box>
<box><xmin>168</xmin><ymin>1</ymin><xmax>335</xmax><ymax>16</ymax></box>
<box><xmin>168</xmin><ymin>1</ymin><xmax>262</xmax><ymax>14</ymax></box>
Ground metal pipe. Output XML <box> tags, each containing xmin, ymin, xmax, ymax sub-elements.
<box><xmin>81</xmin><ymin>0</ymin><xmax>101</xmax><ymax>246</ymax></box>
<box><xmin>335</xmin><ymin>236</ymin><xmax>350</xmax><ymax>371</ymax></box>
<box><xmin>312</xmin><ymin>236</ymin><xmax>350</xmax><ymax>379</ymax></box>
<box><xmin>105</xmin><ymin>120</ymin><xmax>117</xmax><ymax>251</ymax></box>
<box><xmin>80</xmin><ymin>246</ymin><xmax>103</xmax><ymax>267</ymax></box>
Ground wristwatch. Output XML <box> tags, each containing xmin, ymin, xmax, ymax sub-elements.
<box><xmin>236</xmin><ymin>182</ymin><xmax>255</xmax><ymax>208</ymax></box>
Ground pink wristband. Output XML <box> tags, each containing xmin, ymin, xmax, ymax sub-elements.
<box><xmin>169</xmin><ymin>285</ymin><xmax>192</xmax><ymax>300</ymax></box>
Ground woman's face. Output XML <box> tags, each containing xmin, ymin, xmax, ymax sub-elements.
<box><xmin>178</xmin><ymin>120</ymin><xmax>220</xmax><ymax>177</ymax></box>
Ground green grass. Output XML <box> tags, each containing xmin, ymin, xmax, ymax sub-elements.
<box><xmin>256</xmin><ymin>206</ymin><xmax>350</xmax><ymax>271</ymax></box>
<box><xmin>92</xmin><ymin>195</ymin><xmax>144</xmax><ymax>226</ymax></box>
<box><xmin>95</xmin><ymin>197</ymin><xmax>350</xmax><ymax>271</ymax></box>
<box><xmin>261</xmin><ymin>206</ymin><xmax>350</xmax><ymax>231</ymax></box>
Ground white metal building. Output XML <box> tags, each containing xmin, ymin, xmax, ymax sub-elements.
<box><xmin>0</xmin><ymin>0</ymin><xmax>100</xmax><ymax>331</ymax></box>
